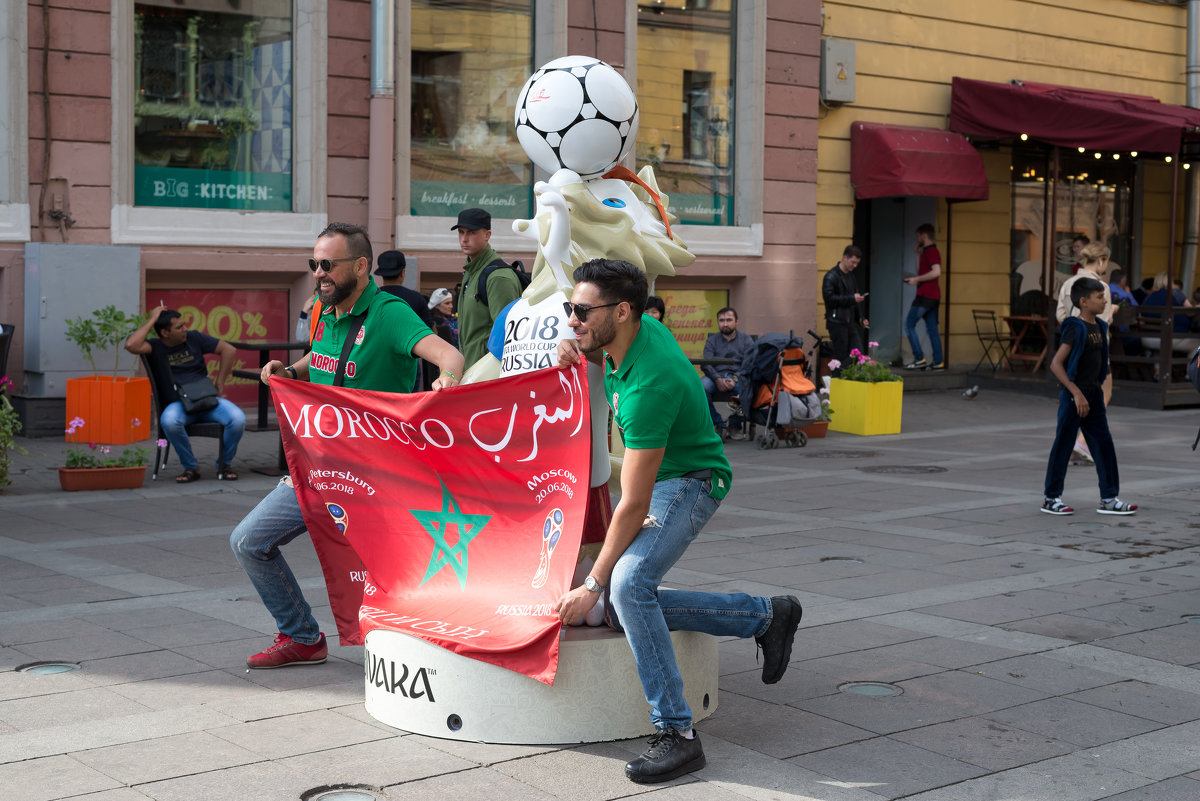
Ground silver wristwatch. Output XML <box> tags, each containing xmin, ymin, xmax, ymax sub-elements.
<box><xmin>583</xmin><ymin>575</ymin><xmax>604</xmax><ymax>593</ymax></box>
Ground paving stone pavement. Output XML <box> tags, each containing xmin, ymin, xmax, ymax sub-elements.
<box><xmin>0</xmin><ymin>387</ymin><xmax>1197</xmax><ymax>800</ymax></box>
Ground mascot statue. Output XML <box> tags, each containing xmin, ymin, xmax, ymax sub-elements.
<box><xmin>461</xmin><ymin>56</ymin><xmax>695</xmax><ymax>623</ymax></box>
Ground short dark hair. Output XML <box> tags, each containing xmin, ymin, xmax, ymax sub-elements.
<box><xmin>843</xmin><ymin>245</ymin><xmax>863</xmax><ymax>259</ymax></box>
<box><xmin>153</xmin><ymin>309</ymin><xmax>181</xmax><ymax>337</ymax></box>
<box><xmin>1071</xmin><ymin>277</ymin><xmax>1106</xmax><ymax>308</ymax></box>
<box><xmin>645</xmin><ymin>296</ymin><xmax>666</xmax><ymax>318</ymax></box>
<box><xmin>1108</xmin><ymin>268</ymin><xmax>1125</xmax><ymax>285</ymax></box>
<box><xmin>572</xmin><ymin>259</ymin><xmax>648</xmax><ymax>316</ymax></box>
<box><xmin>1073</xmin><ymin>234</ymin><xmax>1090</xmax><ymax>245</ymax></box>
<box><xmin>916</xmin><ymin>223</ymin><xmax>935</xmax><ymax>239</ymax></box>
<box><xmin>318</xmin><ymin>222</ymin><xmax>372</xmax><ymax>267</ymax></box>
<box><xmin>717</xmin><ymin>306</ymin><xmax>737</xmax><ymax>320</ymax></box>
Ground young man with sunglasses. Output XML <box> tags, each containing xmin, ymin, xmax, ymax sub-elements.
<box><xmin>230</xmin><ymin>222</ymin><xmax>464</xmax><ymax>670</ymax></box>
<box><xmin>555</xmin><ymin>259</ymin><xmax>802</xmax><ymax>785</ymax></box>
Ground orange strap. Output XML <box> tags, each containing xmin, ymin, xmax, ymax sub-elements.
<box><xmin>309</xmin><ymin>299</ymin><xmax>323</xmax><ymax>345</ymax></box>
<box><xmin>601</xmin><ymin>165</ymin><xmax>674</xmax><ymax>240</ymax></box>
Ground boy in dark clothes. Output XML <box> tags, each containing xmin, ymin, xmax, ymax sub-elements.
<box><xmin>1041</xmin><ymin>277</ymin><xmax>1138</xmax><ymax>516</ymax></box>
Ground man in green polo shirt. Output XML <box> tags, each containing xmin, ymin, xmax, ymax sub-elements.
<box><xmin>231</xmin><ymin>222</ymin><xmax>464</xmax><ymax>670</ymax></box>
<box><xmin>554</xmin><ymin>258</ymin><xmax>802</xmax><ymax>785</ymax></box>
<box><xmin>453</xmin><ymin>207</ymin><xmax>523</xmax><ymax>368</ymax></box>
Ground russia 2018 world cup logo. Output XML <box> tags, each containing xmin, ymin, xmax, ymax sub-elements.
<box><xmin>326</xmin><ymin>501</ymin><xmax>348</xmax><ymax>535</ymax></box>
<box><xmin>531</xmin><ymin>507</ymin><xmax>564</xmax><ymax>589</ymax></box>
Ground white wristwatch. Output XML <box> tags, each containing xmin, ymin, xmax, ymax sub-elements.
<box><xmin>583</xmin><ymin>575</ymin><xmax>604</xmax><ymax>593</ymax></box>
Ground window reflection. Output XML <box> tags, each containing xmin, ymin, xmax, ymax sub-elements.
<box><xmin>637</xmin><ymin>0</ymin><xmax>735</xmax><ymax>226</ymax></box>
<box><xmin>133</xmin><ymin>0</ymin><xmax>293</xmax><ymax>211</ymax></box>
<box><xmin>410</xmin><ymin>0</ymin><xmax>533</xmax><ymax>218</ymax></box>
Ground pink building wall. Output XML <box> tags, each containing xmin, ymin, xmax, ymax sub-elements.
<box><xmin>0</xmin><ymin>0</ymin><xmax>819</xmax><ymax>391</ymax></box>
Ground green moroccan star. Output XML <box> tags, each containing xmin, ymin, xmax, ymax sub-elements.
<box><xmin>409</xmin><ymin>477</ymin><xmax>492</xmax><ymax>589</ymax></box>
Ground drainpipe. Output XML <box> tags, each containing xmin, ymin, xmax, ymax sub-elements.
<box><xmin>367</xmin><ymin>0</ymin><xmax>396</xmax><ymax>265</ymax></box>
<box><xmin>1181</xmin><ymin>0</ymin><xmax>1199</xmax><ymax>293</ymax></box>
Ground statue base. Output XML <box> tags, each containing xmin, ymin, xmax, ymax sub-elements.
<box><xmin>363</xmin><ymin>626</ymin><xmax>719</xmax><ymax>744</ymax></box>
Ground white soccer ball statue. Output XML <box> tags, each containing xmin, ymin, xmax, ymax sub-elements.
<box><xmin>514</xmin><ymin>56</ymin><xmax>639</xmax><ymax>180</ymax></box>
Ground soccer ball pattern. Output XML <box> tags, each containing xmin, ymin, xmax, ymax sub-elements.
<box><xmin>515</xmin><ymin>56</ymin><xmax>639</xmax><ymax>180</ymax></box>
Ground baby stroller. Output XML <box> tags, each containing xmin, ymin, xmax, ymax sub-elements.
<box><xmin>736</xmin><ymin>331</ymin><xmax>823</xmax><ymax>449</ymax></box>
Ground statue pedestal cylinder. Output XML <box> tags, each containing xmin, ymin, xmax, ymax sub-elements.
<box><xmin>364</xmin><ymin>625</ymin><xmax>719</xmax><ymax>744</ymax></box>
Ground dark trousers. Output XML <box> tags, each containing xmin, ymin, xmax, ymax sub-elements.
<box><xmin>827</xmin><ymin>322</ymin><xmax>864</xmax><ymax>374</ymax></box>
<box><xmin>1043</xmin><ymin>386</ymin><xmax>1120</xmax><ymax>499</ymax></box>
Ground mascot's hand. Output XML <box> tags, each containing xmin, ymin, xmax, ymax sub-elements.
<box><xmin>461</xmin><ymin>353</ymin><xmax>501</xmax><ymax>385</ymax></box>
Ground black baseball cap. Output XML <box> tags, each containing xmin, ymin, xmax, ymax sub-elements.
<box><xmin>451</xmin><ymin>208</ymin><xmax>491</xmax><ymax>231</ymax></box>
<box><xmin>375</xmin><ymin>250</ymin><xmax>406</xmax><ymax>277</ymax></box>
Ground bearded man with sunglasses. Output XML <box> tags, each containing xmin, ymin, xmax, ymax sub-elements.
<box><xmin>555</xmin><ymin>259</ymin><xmax>803</xmax><ymax>785</ymax></box>
<box><xmin>230</xmin><ymin>222</ymin><xmax>465</xmax><ymax>670</ymax></box>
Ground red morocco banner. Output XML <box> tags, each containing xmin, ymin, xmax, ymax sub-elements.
<box><xmin>272</xmin><ymin>365</ymin><xmax>591</xmax><ymax>685</ymax></box>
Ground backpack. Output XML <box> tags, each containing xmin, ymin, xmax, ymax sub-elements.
<box><xmin>474</xmin><ymin>258</ymin><xmax>530</xmax><ymax>308</ymax></box>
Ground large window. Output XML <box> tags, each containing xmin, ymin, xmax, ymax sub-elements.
<box><xmin>1009</xmin><ymin>148</ymin><xmax>1134</xmax><ymax>315</ymax></box>
<box><xmin>410</xmin><ymin>0</ymin><xmax>534</xmax><ymax>218</ymax></box>
<box><xmin>636</xmin><ymin>1</ymin><xmax>735</xmax><ymax>226</ymax></box>
<box><xmin>0</xmin><ymin>0</ymin><xmax>29</xmax><ymax>240</ymax></box>
<box><xmin>133</xmin><ymin>0</ymin><xmax>293</xmax><ymax>211</ymax></box>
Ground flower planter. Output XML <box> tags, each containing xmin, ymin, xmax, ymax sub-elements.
<box><xmin>58</xmin><ymin>465</ymin><xmax>147</xmax><ymax>492</ymax></box>
<box><xmin>65</xmin><ymin>376</ymin><xmax>152</xmax><ymax>445</ymax></box>
<box><xmin>828</xmin><ymin>378</ymin><xmax>903</xmax><ymax>436</ymax></box>
<box><xmin>805</xmin><ymin>421</ymin><xmax>829</xmax><ymax>438</ymax></box>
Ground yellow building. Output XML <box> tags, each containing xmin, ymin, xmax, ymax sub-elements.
<box><xmin>816</xmin><ymin>0</ymin><xmax>1199</xmax><ymax>403</ymax></box>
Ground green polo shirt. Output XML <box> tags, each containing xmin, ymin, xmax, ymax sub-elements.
<box><xmin>605</xmin><ymin>316</ymin><xmax>732</xmax><ymax>499</ymax></box>
<box><xmin>457</xmin><ymin>245</ymin><xmax>523</xmax><ymax>367</ymax></box>
<box><xmin>309</xmin><ymin>282</ymin><xmax>431</xmax><ymax>392</ymax></box>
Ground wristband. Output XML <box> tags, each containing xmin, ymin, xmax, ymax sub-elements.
<box><xmin>285</xmin><ymin>366</ymin><xmax>298</xmax><ymax>379</ymax></box>
<box><xmin>441</xmin><ymin>370</ymin><xmax>458</xmax><ymax>381</ymax></box>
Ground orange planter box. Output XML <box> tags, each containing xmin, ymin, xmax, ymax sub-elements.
<box><xmin>65</xmin><ymin>376</ymin><xmax>152</xmax><ymax>445</ymax></box>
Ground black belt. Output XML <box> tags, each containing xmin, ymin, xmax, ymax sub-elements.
<box><xmin>682</xmin><ymin>469</ymin><xmax>712</xmax><ymax>481</ymax></box>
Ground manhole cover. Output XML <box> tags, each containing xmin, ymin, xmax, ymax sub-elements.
<box><xmin>806</xmin><ymin>450</ymin><xmax>882</xmax><ymax>459</ymax></box>
<box><xmin>16</xmin><ymin>662</ymin><xmax>79</xmax><ymax>675</ymax></box>
<box><xmin>839</xmin><ymin>681</ymin><xmax>902</xmax><ymax>697</ymax></box>
<box><xmin>301</xmin><ymin>787</ymin><xmax>385</xmax><ymax>801</ymax></box>
<box><xmin>857</xmin><ymin>465</ymin><xmax>948</xmax><ymax>474</ymax></box>
<box><xmin>820</xmin><ymin>556</ymin><xmax>864</xmax><ymax>564</ymax></box>
<box><xmin>1182</xmin><ymin>615</ymin><xmax>1200</xmax><ymax>623</ymax></box>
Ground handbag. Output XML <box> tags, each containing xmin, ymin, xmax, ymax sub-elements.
<box><xmin>175</xmin><ymin>377</ymin><xmax>219</xmax><ymax>413</ymax></box>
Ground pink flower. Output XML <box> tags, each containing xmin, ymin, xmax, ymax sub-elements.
<box><xmin>69</xmin><ymin>417</ymin><xmax>85</xmax><ymax>429</ymax></box>
<box><xmin>819</xmin><ymin>387</ymin><xmax>829</xmax><ymax>395</ymax></box>
<box><xmin>828</xmin><ymin>359</ymin><xmax>841</xmax><ymax>370</ymax></box>
<box><xmin>868</xmin><ymin>341</ymin><xmax>880</xmax><ymax>349</ymax></box>
<box><xmin>102</xmin><ymin>446</ymin><xmax>111</xmax><ymax>454</ymax></box>
<box><xmin>858</xmin><ymin>354</ymin><xmax>869</xmax><ymax>364</ymax></box>
<box><xmin>88</xmin><ymin>442</ymin><xmax>98</xmax><ymax>450</ymax></box>
<box><xmin>849</xmin><ymin>348</ymin><xmax>863</xmax><ymax>358</ymax></box>
<box><xmin>156</xmin><ymin>438</ymin><xmax>168</xmax><ymax>448</ymax></box>
<box><xmin>130</xmin><ymin>417</ymin><xmax>141</xmax><ymax>428</ymax></box>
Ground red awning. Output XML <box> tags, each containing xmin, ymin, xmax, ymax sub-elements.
<box><xmin>849</xmin><ymin>122</ymin><xmax>989</xmax><ymax>201</ymax></box>
<box><xmin>949</xmin><ymin>77</ymin><xmax>1200</xmax><ymax>154</ymax></box>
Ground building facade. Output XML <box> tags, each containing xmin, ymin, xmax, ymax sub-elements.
<box><xmin>816</xmin><ymin>0</ymin><xmax>1196</xmax><ymax>372</ymax></box>
<box><xmin>0</xmin><ymin>0</ymin><xmax>821</xmax><ymax>426</ymax></box>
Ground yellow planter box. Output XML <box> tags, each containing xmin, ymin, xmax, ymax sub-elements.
<box><xmin>828</xmin><ymin>378</ymin><xmax>903</xmax><ymax>436</ymax></box>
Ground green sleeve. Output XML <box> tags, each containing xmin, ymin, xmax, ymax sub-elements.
<box><xmin>486</xmin><ymin>269</ymin><xmax>524</xmax><ymax>319</ymax></box>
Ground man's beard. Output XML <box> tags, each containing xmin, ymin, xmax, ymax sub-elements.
<box><xmin>318</xmin><ymin>273</ymin><xmax>356</xmax><ymax>307</ymax></box>
<box><xmin>579</xmin><ymin>315</ymin><xmax>617</xmax><ymax>354</ymax></box>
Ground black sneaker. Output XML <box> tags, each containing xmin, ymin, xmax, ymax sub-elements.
<box><xmin>624</xmin><ymin>728</ymin><xmax>705</xmax><ymax>784</ymax></box>
<box><xmin>903</xmin><ymin>359</ymin><xmax>928</xmax><ymax>370</ymax></box>
<box><xmin>756</xmin><ymin>595</ymin><xmax>802</xmax><ymax>684</ymax></box>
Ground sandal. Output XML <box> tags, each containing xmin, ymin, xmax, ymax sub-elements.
<box><xmin>176</xmin><ymin>468</ymin><xmax>202</xmax><ymax>484</ymax></box>
<box><xmin>217</xmin><ymin>466</ymin><xmax>239</xmax><ymax>481</ymax></box>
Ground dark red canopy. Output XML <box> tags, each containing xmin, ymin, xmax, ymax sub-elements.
<box><xmin>849</xmin><ymin>122</ymin><xmax>989</xmax><ymax>201</ymax></box>
<box><xmin>949</xmin><ymin>76</ymin><xmax>1200</xmax><ymax>154</ymax></box>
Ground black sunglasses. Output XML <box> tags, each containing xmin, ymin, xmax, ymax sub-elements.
<box><xmin>308</xmin><ymin>257</ymin><xmax>358</xmax><ymax>273</ymax></box>
<box><xmin>563</xmin><ymin>301</ymin><xmax>620</xmax><ymax>322</ymax></box>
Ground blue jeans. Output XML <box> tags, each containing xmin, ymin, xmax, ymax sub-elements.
<box><xmin>160</xmin><ymin>398</ymin><xmax>245</xmax><ymax>470</ymax></box>
<box><xmin>701</xmin><ymin>376</ymin><xmax>729</xmax><ymax>427</ymax></box>
<box><xmin>904</xmin><ymin>300</ymin><xmax>943</xmax><ymax>364</ymax></box>
<box><xmin>608</xmin><ymin>477</ymin><xmax>773</xmax><ymax>731</ymax></box>
<box><xmin>1044</xmin><ymin>386</ymin><xmax>1119</xmax><ymax>500</ymax></box>
<box><xmin>229</xmin><ymin>480</ymin><xmax>322</xmax><ymax>645</ymax></box>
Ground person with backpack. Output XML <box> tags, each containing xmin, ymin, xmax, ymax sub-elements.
<box><xmin>453</xmin><ymin>208</ymin><xmax>526</xmax><ymax>366</ymax></box>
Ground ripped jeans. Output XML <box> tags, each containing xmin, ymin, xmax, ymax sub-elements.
<box><xmin>608</xmin><ymin>477</ymin><xmax>773</xmax><ymax>731</ymax></box>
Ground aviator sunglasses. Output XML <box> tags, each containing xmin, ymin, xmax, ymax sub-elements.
<box><xmin>308</xmin><ymin>257</ymin><xmax>358</xmax><ymax>273</ymax></box>
<box><xmin>563</xmin><ymin>301</ymin><xmax>620</xmax><ymax>322</ymax></box>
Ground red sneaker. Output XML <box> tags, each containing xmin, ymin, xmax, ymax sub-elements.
<box><xmin>246</xmin><ymin>633</ymin><xmax>328</xmax><ymax>669</ymax></box>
